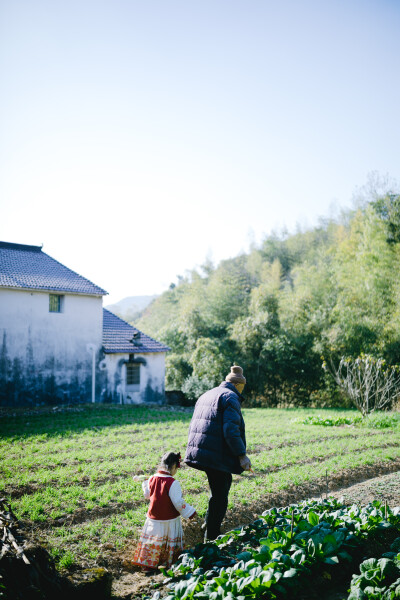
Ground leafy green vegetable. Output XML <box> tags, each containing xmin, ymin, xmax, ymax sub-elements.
<box><xmin>348</xmin><ymin>556</ymin><xmax>400</xmax><ymax>598</ymax></box>
<box><xmin>301</xmin><ymin>414</ymin><xmax>362</xmax><ymax>427</ymax></box>
<box><xmin>151</xmin><ymin>498</ymin><xmax>400</xmax><ymax>600</ymax></box>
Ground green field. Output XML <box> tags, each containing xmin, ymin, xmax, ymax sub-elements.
<box><xmin>1</xmin><ymin>405</ymin><xmax>399</xmax><ymax>572</ymax></box>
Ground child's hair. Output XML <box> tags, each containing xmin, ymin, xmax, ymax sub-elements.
<box><xmin>160</xmin><ymin>451</ymin><xmax>181</xmax><ymax>472</ymax></box>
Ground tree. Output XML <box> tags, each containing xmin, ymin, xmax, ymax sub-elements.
<box><xmin>132</xmin><ymin>177</ymin><xmax>400</xmax><ymax>408</ymax></box>
<box><xmin>261</xmin><ymin>231</ymin><xmax>293</xmax><ymax>278</ymax></box>
<box><xmin>206</xmin><ymin>256</ymin><xmax>252</xmax><ymax>326</ymax></box>
<box><xmin>372</xmin><ymin>192</ymin><xmax>400</xmax><ymax>244</ymax></box>
<box><xmin>260</xmin><ymin>332</ymin><xmax>321</xmax><ymax>406</ymax></box>
<box><xmin>190</xmin><ymin>337</ymin><xmax>232</xmax><ymax>386</ymax></box>
<box><xmin>229</xmin><ymin>301</ymin><xmax>281</xmax><ymax>398</ymax></box>
<box><xmin>165</xmin><ymin>354</ymin><xmax>192</xmax><ymax>390</ymax></box>
<box><xmin>330</xmin><ymin>207</ymin><xmax>398</xmax><ymax>358</ymax></box>
<box><xmin>181</xmin><ymin>374</ymin><xmax>214</xmax><ymax>402</ymax></box>
<box><xmin>328</xmin><ymin>355</ymin><xmax>400</xmax><ymax>416</ymax></box>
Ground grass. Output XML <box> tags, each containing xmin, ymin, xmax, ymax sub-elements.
<box><xmin>1</xmin><ymin>404</ymin><xmax>399</xmax><ymax>571</ymax></box>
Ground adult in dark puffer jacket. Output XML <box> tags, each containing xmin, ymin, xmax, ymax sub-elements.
<box><xmin>184</xmin><ymin>365</ymin><xmax>252</xmax><ymax>540</ymax></box>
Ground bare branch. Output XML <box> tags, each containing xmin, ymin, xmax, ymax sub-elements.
<box><xmin>326</xmin><ymin>355</ymin><xmax>400</xmax><ymax>416</ymax></box>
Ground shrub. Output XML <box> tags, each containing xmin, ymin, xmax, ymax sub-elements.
<box><xmin>181</xmin><ymin>375</ymin><xmax>214</xmax><ymax>403</ymax></box>
<box><xmin>326</xmin><ymin>355</ymin><xmax>400</xmax><ymax>416</ymax></box>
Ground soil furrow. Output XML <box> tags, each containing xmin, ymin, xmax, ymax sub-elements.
<box><xmin>13</xmin><ymin>458</ymin><xmax>400</xmax><ymax>536</ymax></box>
<box><xmin>186</xmin><ymin>458</ymin><xmax>400</xmax><ymax>547</ymax></box>
<box><xmin>3</xmin><ymin>429</ymin><xmax>389</xmax><ymax>473</ymax></box>
<box><xmin>250</xmin><ymin>441</ymin><xmax>400</xmax><ymax>474</ymax></box>
<box><xmin>4</xmin><ymin>441</ymin><xmax>399</xmax><ymax>500</ymax></box>
<box><xmin>247</xmin><ymin>429</ymin><xmax>389</xmax><ymax>454</ymax></box>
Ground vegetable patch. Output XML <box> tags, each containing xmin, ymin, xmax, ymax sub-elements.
<box><xmin>150</xmin><ymin>498</ymin><xmax>400</xmax><ymax>600</ymax></box>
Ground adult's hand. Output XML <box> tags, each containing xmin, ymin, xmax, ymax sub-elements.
<box><xmin>239</xmin><ymin>454</ymin><xmax>252</xmax><ymax>471</ymax></box>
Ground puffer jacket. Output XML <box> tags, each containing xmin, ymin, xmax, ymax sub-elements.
<box><xmin>184</xmin><ymin>381</ymin><xmax>246</xmax><ymax>474</ymax></box>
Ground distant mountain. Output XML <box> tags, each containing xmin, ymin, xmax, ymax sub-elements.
<box><xmin>105</xmin><ymin>295</ymin><xmax>157</xmax><ymax>323</ymax></box>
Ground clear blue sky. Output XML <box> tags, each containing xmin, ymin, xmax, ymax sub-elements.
<box><xmin>1</xmin><ymin>0</ymin><xmax>399</xmax><ymax>304</ymax></box>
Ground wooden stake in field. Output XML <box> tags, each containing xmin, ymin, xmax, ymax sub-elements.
<box><xmin>325</xmin><ymin>470</ymin><xmax>329</xmax><ymax>499</ymax></box>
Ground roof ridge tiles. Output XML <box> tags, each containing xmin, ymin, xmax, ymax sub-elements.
<box><xmin>0</xmin><ymin>241</ymin><xmax>107</xmax><ymax>296</ymax></box>
<box><xmin>0</xmin><ymin>241</ymin><xmax>42</xmax><ymax>252</ymax></box>
<box><xmin>102</xmin><ymin>308</ymin><xmax>170</xmax><ymax>354</ymax></box>
<box><xmin>40</xmin><ymin>249</ymin><xmax>107</xmax><ymax>294</ymax></box>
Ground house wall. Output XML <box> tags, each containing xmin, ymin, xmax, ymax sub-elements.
<box><xmin>102</xmin><ymin>352</ymin><xmax>166</xmax><ymax>404</ymax></box>
<box><xmin>0</xmin><ymin>288</ymin><xmax>103</xmax><ymax>405</ymax></box>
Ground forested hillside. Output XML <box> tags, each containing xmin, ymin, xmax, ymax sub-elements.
<box><xmin>136</xmin><ymin>189</ymin><xmax>400</xmax><ymax>406</ymax></box>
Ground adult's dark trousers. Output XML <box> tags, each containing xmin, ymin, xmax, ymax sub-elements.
<box><xmin>204</xmin><ymin>467</ymin><xmax>232</xmax><ymax>540</ymax></box>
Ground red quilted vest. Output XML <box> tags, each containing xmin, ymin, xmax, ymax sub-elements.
<box><xmin>148</xmin><ymin>472</ymin><xmax>180</xmax><ymax>520</ymax></box>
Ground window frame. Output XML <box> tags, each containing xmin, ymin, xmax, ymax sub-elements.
<box><xmin>126</xmin><ymin>362</ymin><xmax>140</xmax><ymax>386</ymax></box>
<box><xmin>49</xmin><ymin>294</ymin><xmax>64</xmax><ymax>313</ymax></box>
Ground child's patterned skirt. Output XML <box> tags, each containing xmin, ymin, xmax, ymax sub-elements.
<box><xmin>132</xmin><ymin>516</ymin><xmax>183</xmax><ymax>569</ymax></box>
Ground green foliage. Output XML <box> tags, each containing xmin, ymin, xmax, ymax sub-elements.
<box><xmin>360</xmin><ymin>414</ymin><xmax>400</xmax><ymax>429</ymax></box>
<box><xmin>302</xmin><ymin>412</ymin><xmax>400</xmax><ymax>429</ymax></box>
<box><xmin>2</xmin><ymin>406</ymin><xmax>400</xmax><ymax>575</ymax></box>
<box><xmin>132</xmin><ymin>180</ymin><xmax>400</xmax><ymax>407</ymax></box>
<box><xmin>151</xmin><ymin>498</ymin><xmax>400</xmax><ymax>600</ymax></box>
<box><xmin>301</xmin><ymin>414</ymin><xmax>362</xmax><ymax>427</ymax></box>
<box><xmin>50</xmin><ymin>547</ymin><xmax>77</xmax><ymax>570</ymax></box>
<box><xmin>181</xmin><ymin>374</ymin><xmax>215</xmax><ymax>402</ymax></box>
<box><xmin>347</xmin><ymin>555</ymin><xmax>400</xmax><ymax>599</ymax></box>
<box><xmin>372</xmin><ymin>192</ymin><xmax>400</xmax><ymax>245</ymax></box>
<box><xmin>165</xmin><ymin>354</ymin><xmax>192</xmax><ymax>390</ymax></box>
<box><xmin>329</xmin><ymin>208</ymin><xmax>399</xmax><ymax>360</ymax></box>
<box><xmin>190</xmin><ymin>337</ymin><xmax>232</xmax><ymax>385</ymax></box>
<box><xmin>206</xmin><ymin>256</ymin><xmax>253</xmax><ymax>326</ymax></box>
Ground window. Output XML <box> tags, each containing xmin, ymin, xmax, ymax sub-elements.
<box><xmin>126</xmin><ymin>363</ymin><xmax>140</xmax><ymax>385</ymax></box>
<box><xmin>49</xmin><ymin>294</ymin><xmax>63</xmax><ymax>313</ymax></box>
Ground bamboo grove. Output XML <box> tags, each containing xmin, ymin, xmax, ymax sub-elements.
<box><xmin>135</xmin><ymin>188</ymin><xmax>400</xmax><ymax>407</ymax></box>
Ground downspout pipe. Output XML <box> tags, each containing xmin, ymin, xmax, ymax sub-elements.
<box><xmin>86</xmin><ymin>344</ymin><xmax>96</xmax><ymax>403</ymax></box>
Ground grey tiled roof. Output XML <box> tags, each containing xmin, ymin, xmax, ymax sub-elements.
<box><xmin>103</xmin><ymin>309</ymin><xmax>170</xmax><ymax>354</ymax></box>
<box><xmin>0</xmin><ymin>241</ymin><xmax>107</xmax><ymax>296</ymax></box>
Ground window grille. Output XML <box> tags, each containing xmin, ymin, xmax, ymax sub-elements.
<box><xmin>126</xmin><ymin>363</ymin><xmax>140</xmax><ymax>385</ymax></box>
<box><xmin>49</xmin><ymin>294</ymin><xmax>63</xmax><ymax>313</ymax></box>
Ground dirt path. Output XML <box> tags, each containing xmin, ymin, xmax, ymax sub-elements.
<box><xmin>111</xmin><ymin>464</ymin><xmax>400</xmax><ymax>599</ymax></box>
<box><xmin>322</xmin><ymin>468</ymin><xmax>400</xmax><ymax>506</ymax></box>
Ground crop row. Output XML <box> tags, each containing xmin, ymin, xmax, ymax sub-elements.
<box><xmin>1</xmin><ymin>406</ymin><xmax>400</xmax><ymax>570</ymax></box>
<box><xmin>3</xmin><ymin>443</ymin><xmax>399</xmax><ymax>511</ymax></box>
<box><xmin>150</xmin><ymin>498</ymin><xmax>400</xmax><ymax>600</ymax></box>
<box><xmin>1</xmin><ymin>408</ymin><xmax>395</xmax><ymax>473</ymax></box>
<box><xmin>2</xmin><ymin>431</ymin><xmax>397</xmax><ymax>493</ymax></box>
<box><xmin>2</xmin><ymin>406</ymin><xmax>390</xmax><ymax>449</ymax></box>
<box><xmin>2</xmin><ymin>425</ymin><xmax>389</xmax><ymax>476</ymax></box>
<box><xmin>2</xmin><ymin>414</ymin><xmax>396</xmax><ymax>484</ymax></box>
<box><xmin>8</xmin><ymin>443</ymin><xmax>399</xmax><ymax>526</ymax></box>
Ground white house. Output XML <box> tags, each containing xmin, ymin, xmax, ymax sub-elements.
<box><xmin>102</xmin><ymin>309</ymin><xmax>169</xmax><ymax>404</ymax></box>
<box><xmin>0</xmin><ymin>241</ymin><xmax>169</xmax><ymax>406</ymax></box>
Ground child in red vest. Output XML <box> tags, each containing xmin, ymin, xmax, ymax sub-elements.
<box><xmin>132</xmin><ymin>451</ymin><xmax>197</xmax><ymax>571</ymax></box>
